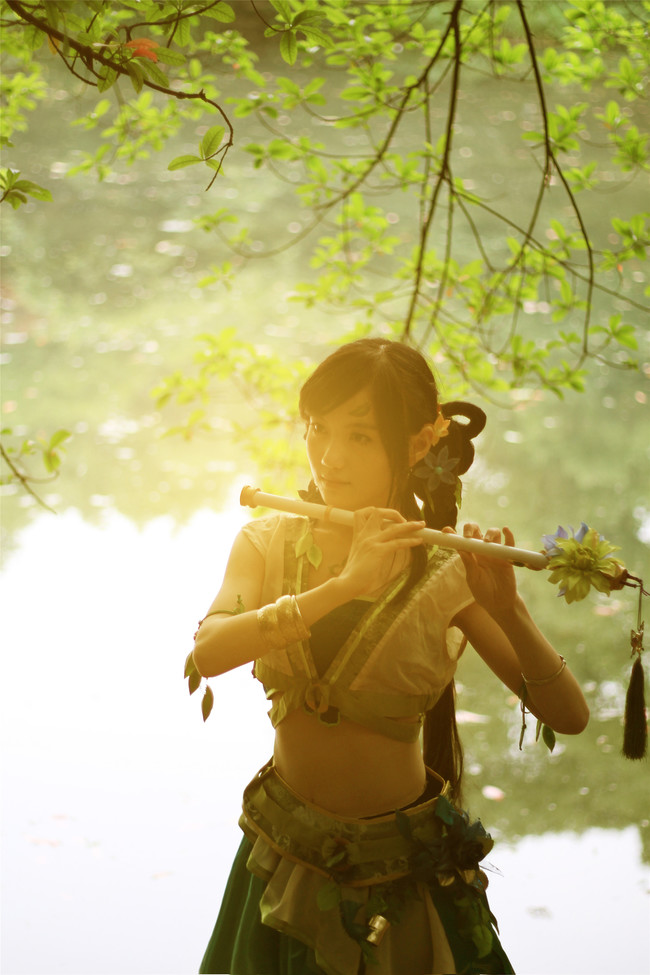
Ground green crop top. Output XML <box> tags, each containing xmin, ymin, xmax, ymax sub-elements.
<box><xmin>241</xmin><ymin>514</ymin><xmax>474</xmax><ymax>743</ymax></box>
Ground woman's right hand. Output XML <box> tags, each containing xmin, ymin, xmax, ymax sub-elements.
<box><xmin>336</xmin><ymin>507</ymin><xmax>425</xmax><ymax>599</ymax></box>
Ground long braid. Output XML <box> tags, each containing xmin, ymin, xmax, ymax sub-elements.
<box><xmin>407</xmin><ymin>401</ymin><xmax>486</xmax><ymax>805</ymax></box>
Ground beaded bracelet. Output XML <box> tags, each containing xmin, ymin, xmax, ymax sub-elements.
<box><xmin>522</xmin><ymin>654</ymin><xmax>567</xmax><ymax>687</ymax></box>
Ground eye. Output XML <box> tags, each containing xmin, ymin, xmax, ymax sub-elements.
<box><xmin>351</xmin><ymin>431</ymin><xmax>371</xmax><ymax>444</ymax></box>
<box><xmin>309</xmin><ymin>421</ymin><xmax>325</xmax><ymax>435</ymax></box>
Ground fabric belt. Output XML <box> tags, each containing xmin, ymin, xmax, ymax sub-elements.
<box><xmin>239</xmin><ymin>760</ymin><xmax>489</xmax><ymax>888</ymax></box>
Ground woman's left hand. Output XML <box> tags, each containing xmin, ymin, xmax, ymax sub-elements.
<box><xmin>444</xmin><ymin>523</ymin><xmax>518</xmax><ymax>617</ymax></box>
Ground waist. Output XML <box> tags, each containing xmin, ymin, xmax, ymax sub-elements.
<box><xmin>273</xmin><ymin>709</ymin><xmax>426</xmax><ymax>816</ymax></box>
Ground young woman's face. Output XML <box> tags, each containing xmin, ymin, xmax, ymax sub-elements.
<box><xmin>304</xmin><ymin>389</ymin><xmax>394</xmax><ymax>510</ymax></box>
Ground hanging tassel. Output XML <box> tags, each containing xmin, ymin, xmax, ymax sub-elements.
<box><xmin>622</xmin><ymin>576</ymin><xmax>647</xmax><ymax>760</ymax></box>
<box><xmin>622</xmin><ymin>643</ymin><xmax>646</xmax><ymax>760</ymax></box>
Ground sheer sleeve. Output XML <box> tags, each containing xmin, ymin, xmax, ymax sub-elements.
<box><xmin>240</xmin><ymin>515</ymin><xmax>306</xmax><ymax>606</ymax></box>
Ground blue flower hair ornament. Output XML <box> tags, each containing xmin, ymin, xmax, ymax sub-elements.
<box><xmin>411</xmin><ymin>445</ymin><xmax>460</xmax><ymax>493</ymax></box>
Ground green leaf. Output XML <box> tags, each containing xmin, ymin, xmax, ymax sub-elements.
<box><xmin>201</xmin><ymin>684</ymin><xmax>214</xmax><ymax>721</ymax></box>
<box><xmin>200</xmin><ymin>126</ymin><xmax>226</xmax><ymax>159</ymax></box>
<box><xmin>299</xmin><ymin>26</ymin><xmax>330</xmax><ymax>47</ymax></box>
<box><xmin>5</xmin><ymin>192</ymin><xmax>25</xmax><ymax>209</ymax></box>
<box><xmin>42</xmin><ymin>451</ymin><xmax>57</xmax><ymax>473</ymax></box>
<box><xmin>316</xmin><ymin>880</ymin><xmax>341</xmax><ymax>911</ymax></box>
<box><xmin>307</xmin><ymin>544</ymin><xmax>322</xmax><ymax>569</ymax></box>
<box><xmin>614</xmin><ymin>325</ymin><xmax>638</xmax><ymax>350</ymax></box>
<box><xmin>155</xmin><ymin>48</ymin><xmax>186</xmax><ymax>66</ymax></box>
<box><xmin>49</xmin><ymin>429</ymin><xmax>71</xmax><ymax>449</ymax></box>
<box><xmin>188</xmin><ymin>668</ymin><xmax>201</xmax><ymax>695</ymax></box>
<box><xmin>271</xmin><ymin>0</ymin><xmax>293</xmax><ymax>22</ymax></box>
<box><xmin>542</xmin><ymin>724</ymin><xmax>556</xmax><ymax>753</ymax></box>
<box><xmin>292</xmin><ymin>10</ymin><xmax>322</xmax><ymax>28</ymax></box>
<box><xmin>125</xmin><ymin>62</ymin><xmax>145</xmax><ymax>93</ymax></box>
<box><xmin>204</xmin><ymin>2</ymin><xmax>236</xmax><ymax>23</ymax></box>
<box><xmin>97</xmin><ymin>67</ymin><xmax>118</xmax><ymax>93</ymax></box>
<box><xmin>13</xmin><ymin>180</ymin><xmax>52</xmax><ymax>202</ymax></box>
<box><xmin>174</xmin><ymin>14</ymin><xmax>192</xmax><ymax>47</ymax></box>
<box><xmin>167</xmin><ymin>154</ymin><xmax>202</xmax><ymax>170</ymax></box>
<box><xmin>280</xmin><ymin>30</ymin><xmax>298</xmax><ymax>65</ymax></box>
<box><xmin>295</xmin><ymin>531</ymin><xmax>312</xmax><ymax>558</ymax></box>
<box><xmin>140</xmin><ymin>60</ymin><xmax>170</xmax><ymax>88</ymax></box>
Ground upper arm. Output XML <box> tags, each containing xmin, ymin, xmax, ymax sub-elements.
<box><xmin>204</xmin><ymin>528</ymin><xmax>266</xmax><ymax>618</ymax></box>
<box><xmin>452</xmin><ymin>602</ymin><xmax>523</xmax><ymax>696</ymax></box>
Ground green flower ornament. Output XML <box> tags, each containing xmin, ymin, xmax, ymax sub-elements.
<box><xmin>541</xmin><ymin>523</ymin><xmax>626</xmax><ymax>603</ymax></box>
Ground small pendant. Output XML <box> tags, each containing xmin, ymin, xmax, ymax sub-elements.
<box><xmin>366</xmin><ymin>914</ymin><xmax>390</xmax><ymax>945</ymax></box>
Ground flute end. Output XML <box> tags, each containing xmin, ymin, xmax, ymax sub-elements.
<box><xmin>240</xmin><ymin>485</ymin><xmax>259</xmax><ymax>508</ymax></box>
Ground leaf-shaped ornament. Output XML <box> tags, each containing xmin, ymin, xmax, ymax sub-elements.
<box><xmin>542</xmin><ymin>724</ymin><xmax>556</xmax><ymax>753</ymax></box>
<box><xmin>201</xmin><ymin>685</ymin><xmax>214</xmax><ymax>721</ymax></box>
<box><xmin>184</xmin><ymin>650</ymin><xmax>198</xmax><ymax>679</ymax></box>
<box><xmin>307</xmin><ymin>544</ymin><xmax>323</xmax><ymax>569</ymax></box>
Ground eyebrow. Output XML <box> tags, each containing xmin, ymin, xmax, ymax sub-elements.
<box><xmin>345</xmin><ymin>420</ymin><xmax>377</xmax><ymax>430</ymax></box>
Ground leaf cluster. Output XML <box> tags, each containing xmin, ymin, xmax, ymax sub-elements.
<box><xmin>2</xmin><ymin>0</ymin><xmax>649</xmax><ymax>499</ymax></box>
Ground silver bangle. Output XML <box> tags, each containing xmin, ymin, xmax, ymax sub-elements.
<box><xmin>522</xmin><ymin>655</ymin><xmax>567</xmax><ymax>687</ymax></box>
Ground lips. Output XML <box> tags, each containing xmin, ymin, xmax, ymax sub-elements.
<box><xmin>320</xmin><ymin>476</ymin><xmax>349</xmax><ymax>488</ymax></box>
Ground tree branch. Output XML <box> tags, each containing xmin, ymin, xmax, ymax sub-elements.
<box><xmin>516</xmin><ymin>0</ymin><xmax>594</xmax><ymax>354</ymax></box>
<box><xmin>404</xmin><ymin>0</ymin><xmax>463</xmax><ymax>338</ymax></box>
<box><xmin>4</xmin><ymin>0</ymin><xmax>235</xmax><ymax>145</ymax></box>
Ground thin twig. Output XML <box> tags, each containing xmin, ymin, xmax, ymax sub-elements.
<box><xmin>0</xmin><ymin>442</ymin><xmax>57</xmax><ymax>514</ymax></box>
<box><xmin>404</xmin><ymin>1</ymin><xmax>463</xmax><ymax>337</ymax></box>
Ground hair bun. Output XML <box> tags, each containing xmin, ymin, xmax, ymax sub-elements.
<box><xmin>440</xmin><ymin>401</ymin><xmax>487</xmax><ymax>440</ymax></box>
<box><xmin>437</xmin><ymin>401</ymin><xmax>486</xmax><ymax>477</ymax></box>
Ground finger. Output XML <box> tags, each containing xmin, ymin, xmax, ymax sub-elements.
<box><xmin>375</xmin><ymin>507</ymin><xmax>407</xmax><ymax>524</ymax></box>
<box><xmin>503</xmin><ymin>526</ymin><xmax>515</xmax><ymax>547</ymax></box>
<box><xmin>383</xmin><ymin>534</ymin><xmax>425</xmax><ymax>550</ymax></box>
<box><xmin>378</xmin><ymin>520</ymin><xmax>425</xmax><ymax>540</ymax></box>
<box><xmin>483</xmin><ymin>527</ymin><xmax>502</xmax><ymax>544</ymax></box>
<box><xmin>463</xmin><ymin>522</ymin><xmax>482</xmax><ymax>539</ymax></box>
<box><xmin>355</xmin><ymin>507</ymin><xmax>405</xmax><ymax>526</ymax></box>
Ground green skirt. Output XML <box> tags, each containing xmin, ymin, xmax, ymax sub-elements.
<box><xmin>199</xmin><ymin>836</ymin><xmax>326</xmax><ymax>975</ymax></box>
<box><xmin>198</xmin><ymin>764</ymin><xmax>514</xmax><ymax>975</ymax></box>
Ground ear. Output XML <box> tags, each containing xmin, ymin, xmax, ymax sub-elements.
<box><xmin>408</xmin><ymin>423</ymin><xmax>437</xmax><ymax>466</ymax></box>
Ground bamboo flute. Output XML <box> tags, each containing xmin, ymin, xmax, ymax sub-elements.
<box><xmin>240</xmin><ymin>486</ymin><xmax>549</xmax><ymax>570</ymax></box>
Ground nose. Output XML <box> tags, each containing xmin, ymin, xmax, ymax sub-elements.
<box><xmin>321</xmin><ymin>437</ymin><xmax>345</xmax><ymax>470</ymax></box>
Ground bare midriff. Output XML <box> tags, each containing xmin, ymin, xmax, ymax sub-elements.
<box><xmin>273</xmin><ymin>707</ymin><xmax>427</xmax><ymax>818</ymax></box>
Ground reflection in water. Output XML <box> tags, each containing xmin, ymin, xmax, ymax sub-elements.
<box><xmin>1</xmin><ymin>502</ymin><xmax>648</xmax><ymax>974</ymax></box>
<box><xmin>3</xmin><ymin>36</ymin><xmax>649</xmax><ymax>975</ymax></box>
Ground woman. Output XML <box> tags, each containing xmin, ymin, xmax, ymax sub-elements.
<box><xmin>192</xmin><ymin>338</ymin><xmax>589</xmax><ymax>975</ymax></box>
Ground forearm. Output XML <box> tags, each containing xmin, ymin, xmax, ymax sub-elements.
<box><xmin>491</xmin><ymin>595</ymin><xmax>589</xmax><ymax>734</ymax></box>
<box><xmin>193</xmin><ymin>576</ymin><xmax>353</xmax><ymax>678</ymax></box>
